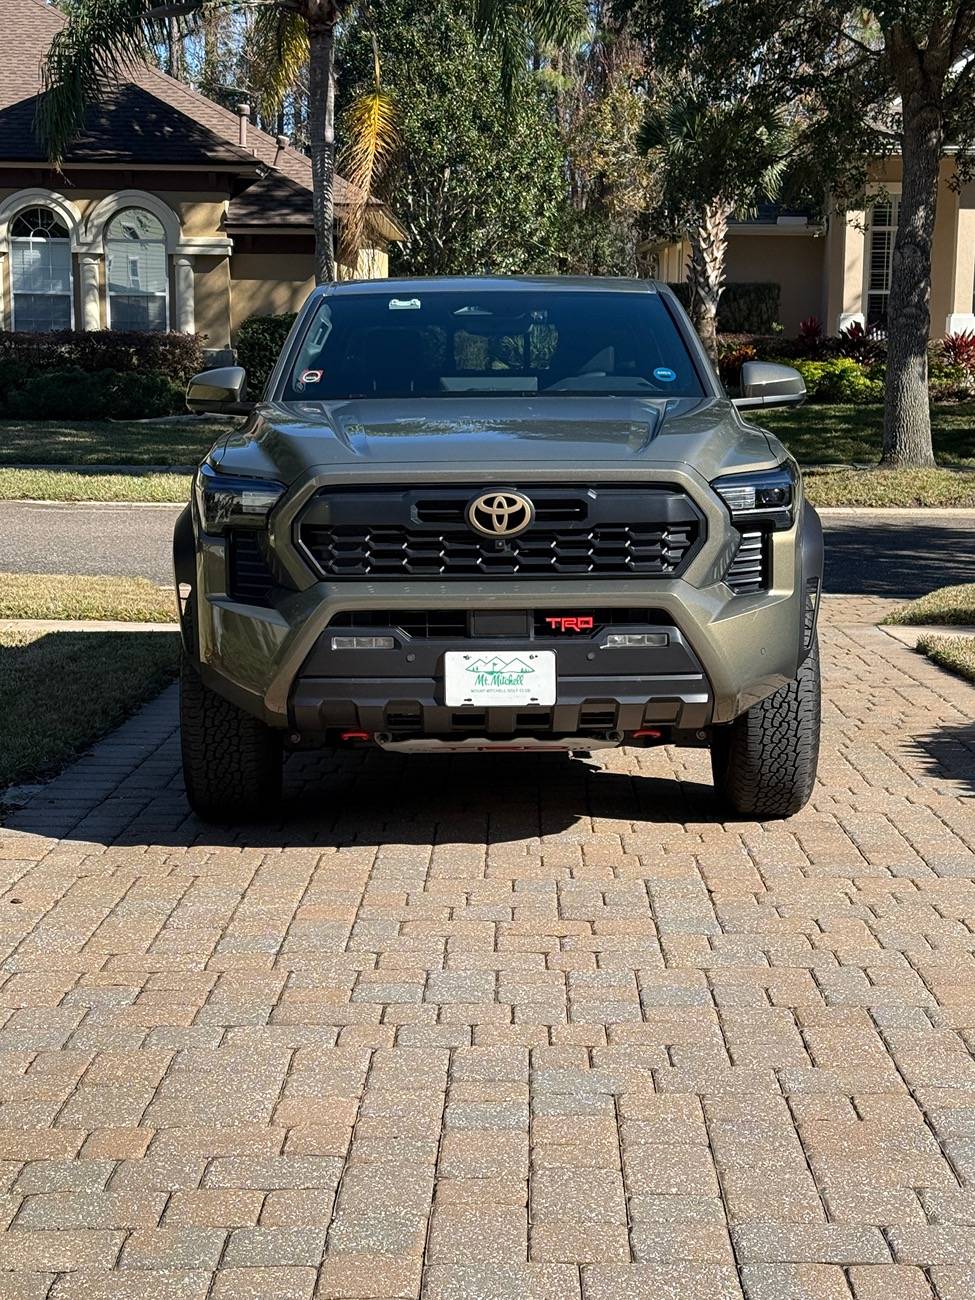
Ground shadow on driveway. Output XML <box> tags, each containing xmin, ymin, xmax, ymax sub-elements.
<box><xmin>912</xmin><ymin>720</ymin><xmax>975</xmax><ymax>797</ymax></box>
<box><xmin>824</xmin><ymin>518</ymin><xmax>975</xmax><ymax>596</ymax></box>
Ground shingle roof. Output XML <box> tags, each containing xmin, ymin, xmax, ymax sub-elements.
<box><xmin>0</xmin><ymin>0</ymin><xmax>405</xmax><ymax>239</ymax></box>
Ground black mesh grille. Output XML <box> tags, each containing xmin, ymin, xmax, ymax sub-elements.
<box><xmin>725</xmin><ymin>530</ymin><xmax>767</xmax><ymax>594</ymax></box>
<box><xmin>228</xmin><ymin>531</ymin><xmax>276</xmax><ymax>606</ymax></box>
<box><xmin>298</xmin><ymin>485</ymin><xmax>702</xmax><ymax>581</ymax></box>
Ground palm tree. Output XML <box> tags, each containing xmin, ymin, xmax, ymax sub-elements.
<box><xmin>641</xmin><ymin>79</ymin><xmax>793</xmax><ymax>364</ymax></box>
<box><xmin>39</xmin><ymin>0</ymin><xmax>582</xmax><ymax>284</ymax></box>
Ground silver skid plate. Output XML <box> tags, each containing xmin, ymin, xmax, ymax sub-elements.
<box><xmin>374</xmin><ymin>734</ymin><xmax>622</xmax><ymax>754</ymax></box>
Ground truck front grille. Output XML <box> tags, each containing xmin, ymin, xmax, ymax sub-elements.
<box><xmin>297</xmin><ymin>485</ymin><xmax>703</xmax><ymax>580</ymax></box>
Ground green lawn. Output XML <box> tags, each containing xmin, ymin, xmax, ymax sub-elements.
<box><xmin>0</xmin><ymin>468</ymin><xmax>192</xmax><ymax>502</ymax></box>
<box><xmin>761</xmin><ymin>403</ymin><xmax>975</xmax><ymax>468</ymax></box>
<box><xmin>882</xmin><ymin>583</ymin><xmax>975</xmax><ymax>626</ymax></box>
<box><xmin>803</xmin><ymin>468</ymin><xmax>975</xmax><ymax>508</ymax></box>
<box><xmin>0</xmin><ymin>626</ymin><xmax>178</xmax><ymax>789</ymax></box>
<box><xmin>1</xmin><ymin>574</ymin><xmax>178</xmax><ymax>622</ymax></box>
<box><xmin>915</xmin><ymin>634</ymin><xmax>975</xmax><ymax>685</ymax></box>
<box><xmin>0</xmin><ymin>417</ymin><xmax>230</xmax><ymax>466</ymax></box>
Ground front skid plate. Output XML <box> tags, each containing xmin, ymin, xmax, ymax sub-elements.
<box><xmin>374</xmin><ymin>733</ymin><xmax>623</xmax><ymax>754</ymax></box>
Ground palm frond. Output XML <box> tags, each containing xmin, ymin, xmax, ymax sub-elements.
<box><xmin>40</xmin><ymin>0</ymin><xmax>206</xmax><ymax>163</ymax></box>
<box><xmin>339</xmin><ymin>40</ymin><xmax>398</xmax><ymax>262</ymax></box>
<box><xmin>248</xmin><ymin>6</ymin><xmax>308</xmax><ymax>115</ymax></box>
<box><xmin>472</xmin><ymin>0</ymin><xmax>588</xmax><ymax>98</ymax></box>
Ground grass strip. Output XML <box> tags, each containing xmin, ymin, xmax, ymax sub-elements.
<box><xmin>882</xmin><ymin>583</ymin><xmax>975</xmax><ymax>627</ymax></box>
<box><xmin>0</xmin><ymin>626</ymin><xmax>178</xmax><ymax>789</ymax></box>
<box><xmin>803</xmin><ymin>468</ymin><xmax>975</xmax><ymax>508</ymax></box>
<box><xmin>0</xmin><ymin>417</ymin><xmax>227</xmax><ymax>467</ymax></box>
<box><xmin>915</xmin><ymin>633</ymin><xmax>975</xmax><ymax>684</ymax></box>
<box><xmin>0</xmin><ymin>468</ymin><xmax>191</xmax><ymax>502</ymax></box>
<box><xmin>0</xmin><ymin>573</ymin><xmax>177</xmax><ymax>623</ymax></box>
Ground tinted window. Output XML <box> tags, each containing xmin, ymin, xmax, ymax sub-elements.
<box><xmin>282</xmin><ymin>290</ymin><xmax>703</xmax><ymax>400</ymax></box>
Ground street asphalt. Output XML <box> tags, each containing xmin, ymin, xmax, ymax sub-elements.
<box><xmin>0</xmin><ymin>499</ymin><xmax>973</xmax><ymax>597</ymax></box>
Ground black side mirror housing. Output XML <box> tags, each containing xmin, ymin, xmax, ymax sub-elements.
<box><xmin>186</xmin><ymin>366</ymin><xmax>254</xmax><ymax>415</ymax></box>
<box><xmin>733</xmin><ymin>361</ymin><xmax>807</xmax><ymax>410</ymax></box>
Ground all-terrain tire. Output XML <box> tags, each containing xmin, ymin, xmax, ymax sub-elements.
<box><xmin>179</xmin><ymin>652</ymin><xmax>283</xmax><ymax>821</ymax></box>
<box><xmin>711</xmin><ymin>638</ymin><xmax>821</xmax><ymax>819</ymax></box>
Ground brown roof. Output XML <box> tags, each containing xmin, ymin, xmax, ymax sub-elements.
<box><xmin>0</xmin><ymin>0</ymin><xmax>404</xmax><ymax>238</ymax></box>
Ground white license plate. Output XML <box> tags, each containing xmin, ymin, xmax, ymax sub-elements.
<box><xmin>444</xmin><ymin>650</ymin><xmax>556</xmax><ymax>707</ymax></box>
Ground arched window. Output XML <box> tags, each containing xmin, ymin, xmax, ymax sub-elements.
<box><xmin>106</xmin><ymin>209</ymin><xmax>168</xmax><ymax>331</ymax></box>
<box><xmin>10</xmin><ymin>207</ymin><xmax>73</xmax><ymax>332</ymax></box>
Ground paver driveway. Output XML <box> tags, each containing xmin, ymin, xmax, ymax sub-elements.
<box><xmin>0</xmin><ymin>596</ymin><xmax>974</xmax><ymax>1300</ymax></box>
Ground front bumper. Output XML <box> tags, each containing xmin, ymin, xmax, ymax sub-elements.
<box><xmin>174</xmin><ymin>454</ymin><xmax>823</xmax><ymax>734</ymax></box>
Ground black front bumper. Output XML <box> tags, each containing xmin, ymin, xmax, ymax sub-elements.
<box><xmin>289</xmin><ymin>619</ymin><xmax>712</xmax><ymax>736</ymax></box>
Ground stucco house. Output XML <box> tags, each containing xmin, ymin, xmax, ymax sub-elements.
<box><xmin>655</xmin><ymin>160</ymin><xmax>975</xmax><ymax>338</ymax></box>
<box><xmin>0</xmin><ymin>0</ymin><xmax>403</xmax><ymax>354</ymax></box>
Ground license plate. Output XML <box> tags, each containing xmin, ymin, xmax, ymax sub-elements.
<box><xmin>444</xmin><ymin>650</ymin><xmax>556</xmax><ymax>707</ymax></box>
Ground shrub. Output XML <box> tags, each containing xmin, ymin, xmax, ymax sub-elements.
<box><xmin>4</xmin><ymin>368</ymin><xmax>185</xmax><ymax>420</ymax></box>
<box><xmin>0</xmin><ymin>330</ymin><xmax>205</xmax><ymax>383</ymax></box>
<box><xmin>938</xmin><ymin>331</ymin><xmax>975</xmax><ymax>375</ymax></box>
<box><xmin>793</xmin><ymin>356</ymin><xmax>883</xmax><ymax>402</ymax></box>
<box><xmin>667</xmin><ymin>282</ymin><xmax>781</xmax><ymax>334</ymax></box>
<box><xmin>236</xmin><ymin>313</ymin><xmax>297</xmax><ymax>396</ymax></box>
<box><xmin>717</xmin><ymin>335</ymin><xmax>758</xmax><ymax>388</ymax></box>
<box><xmin>836</xmin><ymin>321</ymin><xmax>886</xmax><ymax>365</ymax></box>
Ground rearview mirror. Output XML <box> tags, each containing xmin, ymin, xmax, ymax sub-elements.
<box><xmin>186</xmin><ymin>366</ymin><xmax>253</xmax><ymax>415</ymax></box>
<box><xmin>733</xmin><ymin>362</ymin><xmax>806</xmax><ymax>410</ymax></box>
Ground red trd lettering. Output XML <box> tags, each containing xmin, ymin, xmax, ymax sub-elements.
<box><xmin>544</xmin><ymin>615</ymin><xmax>595</xmax><ymax>632</ymax></box>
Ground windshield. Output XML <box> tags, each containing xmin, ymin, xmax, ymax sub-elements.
<box><xmin>281</xmin><ymin>289</ymin><xmax>705</xmax><ymax>401</ymax></box>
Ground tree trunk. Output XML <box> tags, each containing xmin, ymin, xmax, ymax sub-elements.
<box><xmin>307</xmin><ymin>20</ymin><xmax>337</xmax><ymax>284</ymax></box>
<box><xmin>687</xmin><ymin>198</ymin><xmax>731</xmax><ymax>367</ymax></box>
<box><xmin>881</xmin><ymin>71</ymin><xmax>943</xmax><ymax>466</ymax></box>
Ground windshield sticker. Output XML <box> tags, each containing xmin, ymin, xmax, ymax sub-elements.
<box><xmin>389</xmin><ymin>298</ymin><xmax>421</xmax><ymax>310</ymax></box>
<box><xmin>653</xmin><ymin>367</ymin><xmax>677</xmax><ymax>383</ymax></box>
<box><xmin>298</xmin><ymin>369</ymin><xmax>323</xmax><ymax>386</ymax></box>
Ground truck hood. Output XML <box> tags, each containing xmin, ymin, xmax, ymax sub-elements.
<box><xmin>207</xmin><ymin>394</ymin><xmax>779</xmax><ymax>484</ymax></box>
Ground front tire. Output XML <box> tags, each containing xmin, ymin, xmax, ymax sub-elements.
<box><xmin>179</xmin><ymin>653</ymin><xmax>283</xmax><ymax>821</ymax></box>
<box><xmin>711</xmin><ymin>639</ymin><xmax>821</xmax><ymax>819</ymax></box>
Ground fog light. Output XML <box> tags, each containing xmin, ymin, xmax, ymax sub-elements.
<box><xmin>331</xmin><ymin>635</ymin><xmax>395</xmax><ymax>650</ymax></box>
<box><xmin>604</xmin><ymin>633</ymin><xmax>669</xmax><ymax>649</ymax></box>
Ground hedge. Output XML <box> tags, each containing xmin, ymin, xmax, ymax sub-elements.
<box><xmin>668</xmin><ymin>282</ymin><xmax>781</xmax><ymax>334</ymax></box>
<box><xmin>0</xmin><ymin>330</ymin><xmax>205</xmax><ymax>383</ymax></box>
<box><xmin>0</xmin><ymin>367</ymin><xmax>185</xmax><ymax>419</ymax></box>
<box><xmin>236</xmin><ymin>313</ymin><xmax>297</xmax><ymax>396</ymax></box>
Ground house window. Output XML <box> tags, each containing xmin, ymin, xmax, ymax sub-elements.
<box><xmin>106</xmin><ymin>209</ymin><xmax>168</xmax><ymax>331</ymax></box>
<box><xmin>10</xmin><ymin>207</ymin><xmax>73</xmax><ymax>332</ymax></box>
<box><xmin>866</xmin><ymin>196</ymin><xmax>900</xmax><ymax>329</ymax></box>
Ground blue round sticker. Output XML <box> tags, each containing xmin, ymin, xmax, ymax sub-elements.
<box><xmin>654</xmin><ymin>367</ymin><xmax>677</xmax><ymax>383</ymax></box>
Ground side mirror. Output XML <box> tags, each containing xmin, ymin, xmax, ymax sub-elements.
<box><xmin>733</xmin><ymin>362</ymin><xmax>806</xmax><ymax>410</ymax></box>
<box><xmin>186</xmin><ymin>366</ymin><xmax>253</xmax><ymax>415</ymax></box>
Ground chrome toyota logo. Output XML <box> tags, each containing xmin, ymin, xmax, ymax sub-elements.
<box><xmin>466</xmin><ymin>490</ymin><xmax>535</xmax><ymax>538</ymax></box>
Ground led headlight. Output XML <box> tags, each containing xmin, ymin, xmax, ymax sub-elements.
<box><xmin>195</xmin><ymin>462</ymin><xmax>285</xmax><ymax>532</ymax></box>
<box><xmin>711</xmin><ymin>463</ymin><xmax>797</xmax><ymax>529</ymax></box>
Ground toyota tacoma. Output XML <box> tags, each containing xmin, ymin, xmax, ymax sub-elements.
<box><xmin>174</xmin><ymin>276</ymin><xmax>822</xmax><ymax>821</ymax></box>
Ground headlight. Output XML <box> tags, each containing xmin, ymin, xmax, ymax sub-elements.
<box><xmin>195</xmin><ymin>462</ymin><xmax>285</xmax><ymax>532</ymax></box>
<box><xmin>712</xmin><ymin>463</ymin><xmax>797</xmax><ymax>529</ymax></box>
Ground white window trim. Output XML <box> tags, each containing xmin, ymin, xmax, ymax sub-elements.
<box><xmin>862</xmin><ymin>185</ymin><xmax>902</xmax><ymax>329</ymax></box>
<box><xmin>9</xmin><ymin>211</ymin><xmax>75</xmax><ymax>332</ymax></box>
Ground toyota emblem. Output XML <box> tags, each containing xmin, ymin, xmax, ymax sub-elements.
<box><xmin>466</xmin><ymin>490</ymin><xmax>535</xmax><ymax>539</ymax></box>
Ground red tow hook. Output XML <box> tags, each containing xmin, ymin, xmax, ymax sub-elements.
<box><xmin>340</xmin><ymin>730</ymin><xmax>372</xmax><ymax>742</ymax></box>
<box><xmin>633</xmin><ymin>728</ymin><xmax>663</xmax><ymax>742</ymax></box>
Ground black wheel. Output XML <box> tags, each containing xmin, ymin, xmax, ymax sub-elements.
<box><xmin>179</xmin><ymin>651</ymin><xmax>283</xmax><ymax>821</ymax></box>
<box><xmin>711</xmin><ymin>638</ymin><xmax>821</xmax><ymax>819</ymax></box>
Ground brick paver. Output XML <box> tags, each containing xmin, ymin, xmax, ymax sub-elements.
<box><xmin>0</xmin><ymin>595</ymin><xmax>973</xmax><ymax>1297</ymax></box>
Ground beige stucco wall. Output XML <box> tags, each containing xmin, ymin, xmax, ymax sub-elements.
<box><xmin>724</xmin><ymin>231</ymin><xmax>825</xmax><ymax>334</ymax></box>
<box><xmin>826</xmin><ymin>157</ymin><xmax>970</xmax><ymax>336</ymax></box>
<box><xmin>228</xmin><ymin>253</ymin><xmax>316</xmax><ymax>336</ymax></box>
<box><xmin>194</xmin><ymin>255</ymin><xmax>233</xmax><ymax>350</ymax></box>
